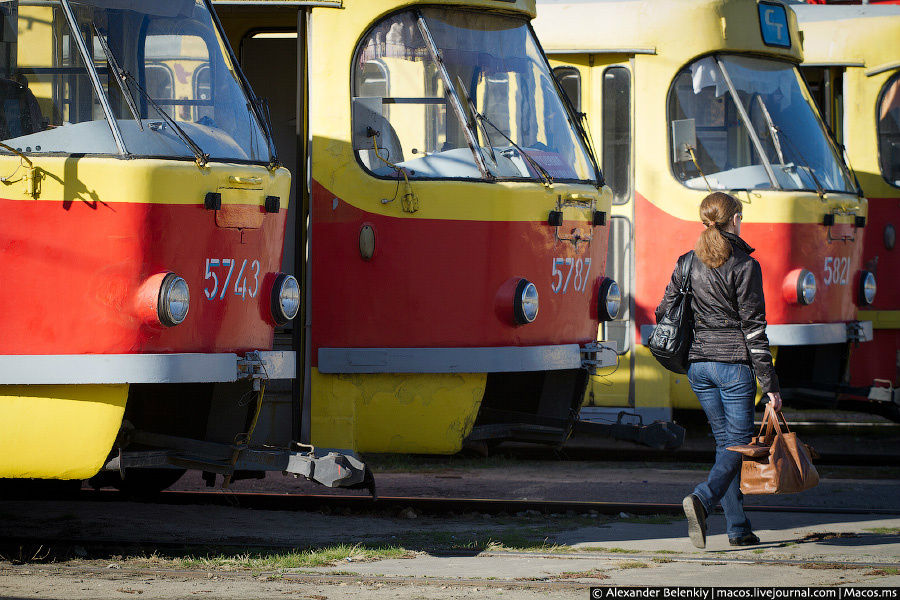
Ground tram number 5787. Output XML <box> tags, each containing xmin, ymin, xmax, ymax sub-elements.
<box><xmin>551</xmin><ymin>257</ymin><xmax>591</xmax><ymax>294</ymax></box>
<box><xmin>204</xmin><ymin>258</ymin><xmax>261</xmax><ymax>300</ymax></box>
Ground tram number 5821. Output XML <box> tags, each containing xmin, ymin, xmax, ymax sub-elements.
<box><xmin>551</xmin><ymin>257</ymin><xmax>591</xmax><ymax>294</ymax></box>
<box><xmin>204</xmin><ymin>258</ymin><xmax>261</xmax><ymax>300</ymax></box>
<box><xmin>823</xmin><ymin>256</ymin><xmax>849</xmax><ymax>286</ymax></box>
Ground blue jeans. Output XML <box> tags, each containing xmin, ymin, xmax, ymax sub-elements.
<box><xmin>687</xmin><ymin>361</ymin><xmax>756</xmax><ymax>539</ymax></box>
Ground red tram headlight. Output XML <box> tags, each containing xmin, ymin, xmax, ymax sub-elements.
<box><xmin>782</xmin><ymin>269</ymin><xmax>816</xmax><ymax>306</ymax></box>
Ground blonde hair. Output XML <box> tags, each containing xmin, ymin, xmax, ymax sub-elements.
<box><xmin>694</xmin><ymin>192</ymin><xmax>742</xmax><ymax>269</ymax></box>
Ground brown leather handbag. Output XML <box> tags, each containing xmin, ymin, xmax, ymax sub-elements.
<box><xmin>727</xmin><ymin>404</ymin><xmax>819</xmax><ymax>495</ymax></box>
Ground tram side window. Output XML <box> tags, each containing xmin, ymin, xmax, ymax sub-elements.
<box><xmin>878</xmin><ymin>72</ymin><xmax>900</xmax><ymax>187</ymax></box>
<box><xmin>143</xmin><ymin>31</ymin><xmax>212</xmax><ymax>125</ymax></box>
<box><xmin>553</xmin><ymin>66</ymin><xmax>581</xmax><ymax>114</ymax></box>
<box><xmin>0</xmin><ymin>2</ymin><xmax>116</xmax><ymax>153</ymax></box>
<box><xmin>602</xmin><ymin>67</ymin><xmax>631</xmax><ymax>205</ymax></box>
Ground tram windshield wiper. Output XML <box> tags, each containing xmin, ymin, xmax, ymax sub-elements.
<box><xmin>92</xmin><ymin>23</ymin><xmax>209</xmax><ymax>167</ymax></box>
<box><xmin>754</xmin><ymin>94</ymin><xmax>786</xmax><ymax>166</ymax></box>
<box><xmin>92</xmin><ymin>24</ymin><xmax>142</xmax><ymax>131</ymax></box>
<box><xmin>455</xmin><ymin>75</ymin><xmax>498</xmax><ymax>167</ymax></box>
<box><xmin>474</xmin><ymin>106</ymin><xmax>554</xmax><ymax>187</ymax></box>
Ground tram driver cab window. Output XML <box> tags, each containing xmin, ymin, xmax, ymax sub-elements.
<box><xmin>351</xmin><ymin>8</ymin><xmax>595</xmax><ymax>182</ymax></box>
<box><xmin>668</xmin><ymin>55</ymin><xmax>854</xmax><ymax>193</ymax></box>
<box><xmin>878</xmin><ymin>72</ymin><xmax>900</xmax><ymax>187</ymax></box>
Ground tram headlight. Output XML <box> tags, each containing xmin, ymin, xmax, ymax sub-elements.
<box><xmin>158</xmin><ymin>274</ymin><xmax>190</xmax><ymax>327</ymax></box>
<box><xmin>513</xmin><ymin>279</ymin><xmax>539</xmax><ymax>324</ymax></box>
<box><xmin>798</xmin><ymin>270</ymin><xmax>817</xmax><ymax>305</ymax></box>
<box><xmin>783</xmin><ymin>269</ymin><xmax>816</xmax><ymax>305</ymax></box>
<box><xmin>859</xmin><ymin>271</ymin><xmax>877</xmax><ymax>306</ymax></box>
<box><xmin>597</xmin><ymin>278</ymin><xmax>621</xmax><ymax>321</ymax></box>
<box><xmin>271</xmin><ymin>273</ymin><xmax>300</xmax><ymax>325</ymax></box>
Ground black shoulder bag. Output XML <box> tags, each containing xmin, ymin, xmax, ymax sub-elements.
<box><xmin>648</xmin><ymin>252</ymin><xmax>695</xmax><ymax>374</ymax></box>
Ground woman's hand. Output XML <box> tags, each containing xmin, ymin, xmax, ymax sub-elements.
<box><xmin>767</xmin><ymin>392</ymin><xmax>783</xmax><ymax>411</ymax></box>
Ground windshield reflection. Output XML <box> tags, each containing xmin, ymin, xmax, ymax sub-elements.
<box><xmin>669</xmin><ymin>55</ymin><xmax>854</xmax><ymax>193</ymax></box>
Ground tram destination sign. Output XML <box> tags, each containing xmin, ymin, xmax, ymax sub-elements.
<box><xmin>758</xmin><ymin>1</ymin><xmax>791</xmax><ymax>48</ymax></box>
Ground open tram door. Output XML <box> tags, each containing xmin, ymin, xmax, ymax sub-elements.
<box><xmin>212</xmin><ymin>0</ymin><xmax>320</xmax><ymax>452</ymax></box>
<box><xmin>551</xmin><ymin>53</ymin><xmax>684</xmax><ymax>444</ymax></box>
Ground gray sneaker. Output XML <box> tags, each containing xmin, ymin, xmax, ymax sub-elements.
<box><xmin>682</xmin><ymin>494</ymin><xmax>707</xmax><ymax>549</ymax></box>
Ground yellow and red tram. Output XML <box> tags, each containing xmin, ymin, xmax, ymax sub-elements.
<box><xmin>0</xmin><ymin>0</ymin><xmax>365</xmax><ymax>490</ymax></box>
<box><xmin>534</xmin><ymin>0</ymin><xmax>872</xmax><ymax>423</ymax></box>
<box><xmin>214</xmin><ymin>0</ymin><xmax>620</xmax><ymax>455</ymax></box>
<box><xmin>794</xmin><ymin>1</ymin><xmax>900</xmax><ymax>419</ymax></box>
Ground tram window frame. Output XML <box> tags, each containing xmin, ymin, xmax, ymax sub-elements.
<box><xmin>552</xmin><ymin>66</ymin><xmax>581</xmax><ymax>114</ymax></box>
<box><xmin>601</xmin><ymin>66</ymin><xmax>631</xmax><ymax>205</ymax></box>
<box><xmin>876</xmin><ymin>70</ymin><xmax>900</xmax><ymax>189</ymax></box>
<box><xmin>603</xmin><ymin>214</ymin><xmax>632</xmax><ymax>355</ymax></box>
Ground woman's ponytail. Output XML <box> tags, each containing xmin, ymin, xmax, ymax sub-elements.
<box><xmin>694</xmin><ymin>192</ymin><xmax>742</xmax><ymax>269</ymax></box>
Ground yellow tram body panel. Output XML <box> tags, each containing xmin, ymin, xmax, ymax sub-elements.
<box><xmin>0</xmin><ymin>385</ymin><xmax>128</xmax><ymax>480</ymax></box>
<box><xmin>310</xmin><ymin>369</ymin><xmax>485</xmax><ymax>454</ymax></box>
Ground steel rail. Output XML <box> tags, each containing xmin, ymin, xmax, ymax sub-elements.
<box><xmin>71</xmin><ymin>490</ymin><xmax>900</xmax><ymax>517</ymax></box>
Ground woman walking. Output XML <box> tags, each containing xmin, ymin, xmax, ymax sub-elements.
<box><xmin>655</xmin><ymin>192</ymin><xmax>782</xmax><ymax>549</ymax></box>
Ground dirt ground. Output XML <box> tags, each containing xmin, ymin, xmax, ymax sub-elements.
<box><xmin>2</xmin><ymin>459</ymin><xmax>899</xmax><ymax>599</ymax></box>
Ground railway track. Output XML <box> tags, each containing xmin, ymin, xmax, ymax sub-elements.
<box><xmin>69</xmin><ymin>489</ymin><xmax>900</xmax><ymax>517</ymax></box>
<box><xmin>510</xmin><ymin>445</ymin><xmax>900</xmax><ymax>466</ymax></box>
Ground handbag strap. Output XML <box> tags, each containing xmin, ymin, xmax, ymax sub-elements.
<box><xmin>760</xmin><ymin>403</ymin><xmax>793</xmax><ymax>443</ymax></box>
<box><xmin>758</xmin><ymin>403</ymin><xmax>786</xmax><ymax>442</ymax></box>
<box><xmin>680</xmin><ymin>251</ymin><xmax>694</xmax><ymax>294</ymax></box>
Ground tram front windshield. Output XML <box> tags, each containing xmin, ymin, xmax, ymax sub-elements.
<box><xmin>0</xmin><ymin>0</ymin><xmax>270</xmax><ymax>162</ymax></box>
<box><xmin>353</xmin><ymin>8</ymin><xmax>596</xmax><ymax>183</ymax></box>
<box><xmin>669</xmin><ymin>55</ymin><xmax>854</xmax><ymax>193</ymax></box>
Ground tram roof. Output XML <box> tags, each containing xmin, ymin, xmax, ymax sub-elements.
<box><xmin>789</xmin><ymin>2</ymin><xmax>900</xmax><ymax>74</ymax></box>
<box><xmin>533</xmin><ymin>0</ymin><xmax>802</xmax><ymax>63</ymax></box>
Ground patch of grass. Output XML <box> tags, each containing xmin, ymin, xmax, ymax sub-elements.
<box><xmin>652</xmin><ymin>557</ymin><xmax>674</xmax><ymax>564</ymax></box>
<box><xmin>866</xmin><ymin>568</ymin><xmax>900</xmax><ymax>576</ymax></box>
<box><xmin>800</xmin><ymin>562</ymin><xmax>866</xmax><ymax>570</ymax></box>
<box><xmin>619</xmin><ymin>514</ymin><xmax>679</xmax><ymax>525</ymax></box>
<box><xmin>752</xmin><ymin>549</ymin><xmax>765</xmax><ymax>554</ymax></box>
<box><xmin>605</xmin><ymin>547</ymin><xmax>642</xmax><ymax>554</ymax></box>
<box><xmin>617</xmin><ymin>561</ymin><xmax>649</xmax><ymax>569</ymax></box>
<box><xmin>654</xmin><ymin>550</ymin><xmax>678</xmax><ymax>555</ymax></box>
<box><xmin>175</xmin><ymin>544</ymin><xmax>413</xmax><ymax>570</ymax></box>
<box><xmin>555</xmin><ymin>569</ymin><xmax>609</xmax><ymax>580</ymax></box>
<box><xmin>863</xmin><ymin>527</ymin><xmax>900</xmax><ymax>535</ymax></box>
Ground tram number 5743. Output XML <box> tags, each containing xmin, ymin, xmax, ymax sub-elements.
<box><xmin>823</xmin><ymin>256</ymin><xmax>850</xmax><ymax>286</ymax></box>
<box><xmin>204</xmin><ymin>258</ymin><xmax>261</xmax><ymax>300</ymax></box>
<box><xmin>551</xmin><ymin>257</ymin><xmax>591</xmax><ymax>294</ymax></box>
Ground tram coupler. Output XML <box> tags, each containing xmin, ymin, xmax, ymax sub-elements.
<box><xmin>574</xmin><ymin>412</ymin><xmax>686</xmax><ymax>450</ymax></box>
<box><xmin>108</xmin><ymin>429</ymin><xmax>369</xmax><ymax>489</ymax></box>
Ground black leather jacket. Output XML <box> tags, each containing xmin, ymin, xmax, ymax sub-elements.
<box><xmin>655</xmin><ymin>231</ymin><xmax>780</xmax><ymax>395</ymax></box>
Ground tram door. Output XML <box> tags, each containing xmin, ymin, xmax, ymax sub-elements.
<box><xmin>215</xmin><ymin>3</ymin><xmax>310</xmax><ymax>446</ymax></box>
<box><xmin>240</xmin><ymin>32</ymin><xmax>300</xmax><ymax>276</ymax></box>
<box><xmin>555</xmin><ymin>55</ymin><xmax>641</xmax><ymax>414</ymax></box>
